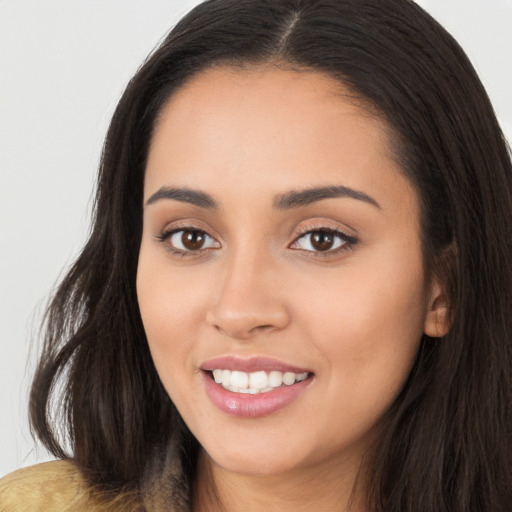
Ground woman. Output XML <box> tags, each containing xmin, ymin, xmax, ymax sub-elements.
<box><xmin>1</xmin><ymin>0</ymin><xmax>511</xmax><ymax>510</ymax></box>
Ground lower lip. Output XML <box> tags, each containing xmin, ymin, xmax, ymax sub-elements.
<box><xmin>201</xmin><ymin>371</ymin><xmax>312</xmax><ymax>418</ymax></box>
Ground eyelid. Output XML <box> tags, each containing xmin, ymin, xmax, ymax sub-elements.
<box><xmin>169</xmin><ymin>229</ymin><xmax>219</xmax><ymax>250</ymax></box>
<box><xmin>153</xmin><ymin>219</ymin><xmax>358</xmax><ymax>258</ymax></box>
<box><xmin>154</xmin><ymin>221</ymin><xmax>221</xmax><ymax>257</ymax></box>
<box><xmin>289</xmin><ymin>223</ymin><xmax>359</xmax><ymax>255</ymax></box>
<box><xmin>154</xmin><ymin>218</ymin><xmax>219</xmax><ymax>242</ymax></box>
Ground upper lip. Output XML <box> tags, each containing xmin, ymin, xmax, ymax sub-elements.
<box><xmin>201</xmin><ymin>355</ymin><xmax>312</xmax><ymax>374</ymax></box>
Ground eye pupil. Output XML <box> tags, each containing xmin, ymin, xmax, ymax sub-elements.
<box><xmin>311</xmin><ymin>231</ymin><xmax>334</xmax><ymax>251</ymax></box>
<box><xmin>182</xmin><ymin>230</ymin><xmax>205</xmax><ymax>250</ymax></box>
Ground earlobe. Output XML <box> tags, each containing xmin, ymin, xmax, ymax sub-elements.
<box><xmin>424</xmin><ymin>280</ymin><xmax>451</xmax><ymax>338</ymax></box>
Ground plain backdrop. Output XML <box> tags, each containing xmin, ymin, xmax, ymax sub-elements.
<box><xmin>1</xmin><ymin>0</ymin><xmax>511</xmax><ymax>478</ymax></box>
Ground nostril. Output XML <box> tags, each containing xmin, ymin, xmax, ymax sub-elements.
<box><xmin>206</xmin><ymin>294</ymin><xmax>291</xmax><ymax>341</ymax></box>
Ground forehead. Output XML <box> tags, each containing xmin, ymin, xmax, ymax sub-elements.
<box><xmin>150</xmin><ymin>65</ymin><xmax>387</xmax><ymax>158</ymax></box>
<box><xmin>144</xmin><ymin>65</ymin><xmax>416</xmax><ymax>216</ymax></box>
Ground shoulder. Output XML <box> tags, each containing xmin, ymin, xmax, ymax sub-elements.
<box><xmin>0</xmin><ymin>460</ymin><xmax>102</xmax><ymax>512</ymax></box>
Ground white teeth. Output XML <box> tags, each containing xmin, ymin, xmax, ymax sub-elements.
<box><xmin>249</xmin><ymin>371</ymin><xmax>268</xmax><ymax>389</ymax></box>
<box><xmin>268</xmin><ymin>371</ymin><xmax>283</xmax><ymax>387</ymax></box>
<box><xmin>231</xmin><ymin>371</ymin><xmax>249</xmax><ymax>389</ymax></box>
<box><xmin>211</xmin><ymin>369</ymin><xmax>310</xmax><ymax>394</ymax></box>
<box><xmin>282</xmin><ymin>372</ymin><xmax>296</xmax><ymax>385</ymax></box>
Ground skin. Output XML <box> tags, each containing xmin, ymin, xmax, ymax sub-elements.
<box><xmin>137</xmin><ymin>66</ymin><xmax>449</xmax><ymax>511</ymax></box>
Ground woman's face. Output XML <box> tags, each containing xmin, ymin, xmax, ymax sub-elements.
<box><xmin>137</xmin><ymin>66</ymin><xmax>444</xmax><ymax>478</ymax></box>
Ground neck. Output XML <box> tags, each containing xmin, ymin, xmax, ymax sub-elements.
<box><xmin>192</xmin><ymin>449</ymin><xmax>368</xmax><ymax>512</ymax></box>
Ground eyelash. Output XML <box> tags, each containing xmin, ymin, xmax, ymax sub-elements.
<box><xmin>291</xmin><ymin>226</ymin><xmax>358</xmax><ymax>257</ymax></box>
<box><xmin>155</xmin><ymin>224</ymin><xmax>358</xmax><ymax>259</ymax></box>
<box><xmin>155</xmin><ymin>225</ymin><xmax>219</xmax><ymax>259</ymax></box>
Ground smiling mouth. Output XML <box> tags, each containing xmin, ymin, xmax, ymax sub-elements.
<box><xmin>201</xmin><ymin>360</ymin><xmax>314</xmax><ymax>417</ymax></box>
<box><xmin>207</xmin><ymin>369</ymin><xmax>312</xmax><ymax>394</ymax></box>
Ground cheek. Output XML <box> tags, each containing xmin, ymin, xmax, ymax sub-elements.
<box><xmin>295</xmin><ymin>250</ymin><xmax>427</xmax><ymax>391</ymax></box>
<box><xmin>136</xmin><ymin>249</ymin><xmax>206</xmax><ymax>385</ymax></box>
<box><xmin>298</xmin><ymin>277</ymin><xmax>425</xmax><ymax>446</ymax></box>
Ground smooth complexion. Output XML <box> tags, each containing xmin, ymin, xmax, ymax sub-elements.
<box><xmin>137</xmin><ymin>66</ymin><xmax>449</xmax><ymax>511</ymax></box>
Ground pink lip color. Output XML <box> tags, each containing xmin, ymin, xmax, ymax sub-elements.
<box><xmin>200</xmin><ymin>356</ymin><xmax>313</xmax><ymax>418</ymax></box>
<box><xmin>201</xmin><ymin>355</ymin><xmax>311</xmax><ymax>374</ymax></box>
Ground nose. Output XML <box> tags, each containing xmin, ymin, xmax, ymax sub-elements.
<box><xmin>206</xmin><ymin>250</ymin><xmax>290</xmax><ymax>341</ymax></box>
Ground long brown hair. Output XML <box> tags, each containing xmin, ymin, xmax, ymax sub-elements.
<box><xmin>30</xmin><ymin>1</ymin><xmax>512</xmax><ymax>510</ymax></box>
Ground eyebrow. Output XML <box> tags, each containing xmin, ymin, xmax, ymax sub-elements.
<box><xmin>145</xmin><ymin>184</ymin><xmax>381</xmax><ymax>210</ymax></box>
<box><xmin>273</xmin><ymin>185</ymin><xmax>381</xmax><ymax>210</ymax></box>
<box><xmin>146</xmin><ymin>186</ymin><xmax>218</xmax><ymax>209</ymax></box>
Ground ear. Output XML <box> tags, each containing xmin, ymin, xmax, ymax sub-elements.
<box><xmin>424</xmin><ymin>278</ymin><xmax>451</xmax><ymax>338</ymax></box>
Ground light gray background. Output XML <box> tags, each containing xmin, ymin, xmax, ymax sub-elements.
<box><xmin>1</xmin><ymin>0</ymin><xmax>511</xmax><ymax>478</ymax></box>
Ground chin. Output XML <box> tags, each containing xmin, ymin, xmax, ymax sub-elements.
<box><xmin>208</xmin><ymin>450</ymin><xmax>300</xmax><ymax>477</ymax></box>
<box><xmin>198</xmin><ymin>428</ymin><xmax>318</xmax><ymax>477</ymax></box>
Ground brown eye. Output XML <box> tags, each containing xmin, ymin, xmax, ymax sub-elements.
<box><xmin>292</xmin><ymin>229</ymin><xmax>353</xmax><ymax>254</ymax></box>
<box><xmin>310</xmin><ymin>231</ymin><xmax>334</xmax><ymax>251</ymax></box>
<box><xmin>181</xmin><ymin>230</ymin><xmax>205</xmax><ymax>250</ymax></box>
<box><xmin>165</xmin><ymin>229</ymin><xmax>220</xmax><ymax>253</ymax></box>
